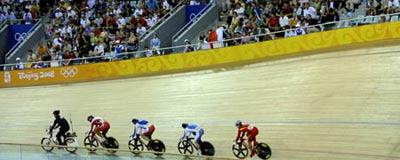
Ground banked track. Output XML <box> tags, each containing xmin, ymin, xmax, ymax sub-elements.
<box><xmin>0</xmin><ymin>41</ymin><xmax>400</xmax><ymax>160</ymax></box>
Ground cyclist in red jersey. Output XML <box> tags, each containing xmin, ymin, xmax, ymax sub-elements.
<box><xmin>235</xmin><ymin>120</ymin><xmax>259</xmax><ymax>157</ymax></box>
<box><xmin>87</xmin><ymin>115</ymin><xmax>110</xmax><ymax>144</ymax></box>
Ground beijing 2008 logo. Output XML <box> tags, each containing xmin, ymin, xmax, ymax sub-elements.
<box><xmin>60</xmin><ymin>67</ymin><xmax>78</xmax><ymax>78</ymax></box>
<box><xmin>3</xmin><ymin>71</ymin><xmax>11</xmax><ymax>83</ymax></box>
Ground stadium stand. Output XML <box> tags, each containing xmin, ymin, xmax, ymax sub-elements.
<box><xmin>0</xmin><ymin>0</ymin><xmax>40</xmax><ymax>24</ymax></box>
<box><xmin>2</xmin><ymin>0</ymin><xmax>400</xmax><ymax>70</ymax></box>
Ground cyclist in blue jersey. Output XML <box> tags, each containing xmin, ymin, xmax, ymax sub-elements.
<box><xmin>181</xmin><ymin>123</ymin><xmax>204</xmax><ymax>150</ymax></box>
<box><xmin>131</xmin><ymin>118</ymin><xmax>156</xmax><ymax>142</ymax></box>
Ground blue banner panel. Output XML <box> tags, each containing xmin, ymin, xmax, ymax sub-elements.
<box><xmin>8</xmin><ymin>24</ymin><xmax>34</xmax><ymax>50</ymax></box>
<box><xmin>185</xmin><ymin>5</ymin><xmax>206</xmax><ymax>23</ymax></box>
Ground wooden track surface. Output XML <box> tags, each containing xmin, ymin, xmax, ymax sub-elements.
<box><xmin>0</xmin><ymin>42</ymin><xmax>400</xmax><ymax>159</ymax></box>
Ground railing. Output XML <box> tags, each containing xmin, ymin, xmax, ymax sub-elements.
<box><xmin>0</xmin><ymin>21</ymin><xmax>6</xmax><ymax>30</ymax></box>
<box><xmin>172</xmin><ymin>0</ymin><xmax>215</xmax><ymax>41</ymax></box>
<box><xmin>139</xmin><ymin>0</ymin><xmax>186</xmax><ymax>40</ymax></box>
<box><xmin>1</xmin><ymin>12</ymin><xmax>400</xmax><ymax>71</ymax></box>
<box><xmin>5</xmin><ymin>19</ymin><xmax>42</xmax><ymax>58</ymax></box>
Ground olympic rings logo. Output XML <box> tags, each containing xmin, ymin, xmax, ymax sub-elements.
<box><xmin>60</xmin><ymin>67</ymin><xmax>78</xmax><ymax>78</ymax></box>
<box><xmin>14</xmin><ymin>32</ymin><xmax>28</xmax><ymax>42</ymax></box>
<box><xmin>189</xmin><ymin>13</ymin><xmax>197</xmax><ymax>21</ymax></box>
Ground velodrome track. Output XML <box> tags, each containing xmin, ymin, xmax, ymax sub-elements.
<box><xmin>0</xmin><ymin>42</ymin><xmax>400</xmax><ymax>160</ymax></box>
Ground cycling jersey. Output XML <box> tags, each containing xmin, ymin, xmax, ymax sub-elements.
<box><xmin>236</xmin><ymin>123</ymin><xmax>259</xmax><ymax>141</ymax></box>
<box><xmin>91</xmin><ymin>117</ymin><xmax>105</xmax><ymax>126</ymax></box>
<box><xmin>183</xmin><ymin>123</ymin><xmax>204</xmax><ymax>143</ymax></box>
<box><xmin>132</xmin><ymin>119</ymin><xmax>153</xmax><ymax>138</ymax></box>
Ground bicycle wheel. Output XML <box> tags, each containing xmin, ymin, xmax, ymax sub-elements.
<box><xmin>256</xmin><ymin>143</ymin><xmax>272</xmax><ymax>159</ymax></box>
<box><xmin>105</xmin><ymin>137</ymin><xmax>119</xmax><ymax>153</ymax></box>
<box><xmin>149</xmin><ymin>139</ymin><xmax>166</xmax><ymax>156</ymax></box>
<box><xmin>128</xmin><ymin>139</ymin><xmax>144</xmax><ymax>154</ymax></box>
<box><xmin>200</xmin><ymin>141</ymin><xmax>215</xmax><ymax>156</ymax></box>
<box><xmin>40</xmin><ymin>138</ymin><xmax>54</xmax><ymax>152</ymax></box>
<box><xmin>65</xmin><ymin>137</ymin><xmax>78</xmax><ymax>153</ymax></box>
<box><xmin>232</xmin><ymin>142</ymin><xmax>248</xmax><ymax>159</ymax></box>
<box><xmin>177</xmin><ymin>140</ymin><xmax>193</xmax><ymax>155</ymax></box>
<box><xmin>83</xmin><ymin>136</ymin><xmax>98</xmax><ymax>152</ymax></box>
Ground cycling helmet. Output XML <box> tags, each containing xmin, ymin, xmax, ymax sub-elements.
<box><xmin>181</xmin><ymin>123</ymin><xmax>188</xmax><ymax>128</ymax></box>
<box><xmin>87</xmin><ymin>115</ymin><xmax>94</xmax><ymax>122</ymax></box>
<box><xmin>235</xmin><ymin>120</ymin><xmax>242</xmax><ymax>127</ymax></box>
<box><xmin>53</xmin><ymin>110</ymin><xmax>60</xmax><ymax>115</ymax></box>
<box><xmin>131</xmin><ymin>118</ymin><xmax>138</xmax><ymax>124</ymax></box>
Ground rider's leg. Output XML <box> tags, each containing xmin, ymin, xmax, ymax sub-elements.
<box><xmin>249</xmin><ymin>134</ymin><xmax>258</xmax><ymax>157</ymax></box>
<box><xmin>194</xmin><ymin>129</ymin><xmax>204</xmax><ymax>151</ymax></box>
<box><xmin>56</xmin><ymin>129</ymin><xmax>67</xmax><ymax>145</ymax></box>
<box><xmin>99</xmin><ymin>123</ymin><xmax>110</xmax><ymax>145</ymax></box>
<box><xmin>141</xmin><ymin>135</ymin><xmax>151</xmax><ymax>142</ymax></box>
<box><xmin>142</xmin><ymin>124</ymin><xmax>155</xmax><ymax>142</ymax></box>
<box><xmin>102</xmin><ymin>122</ymin><xmax>110</xmax><ymax>138</ymax></box>
<box><xmin>56</xmin><ymin>131</ymin><xmax>63</xmax><ymax>145</ymax></box>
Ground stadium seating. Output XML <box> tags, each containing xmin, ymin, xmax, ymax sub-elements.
<box><xmin>3</xmin><ymin>0</ymin><xmax>400</xmax><ymax>70</ymax></box>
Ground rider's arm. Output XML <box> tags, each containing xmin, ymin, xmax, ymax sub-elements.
<box><xmin>89</xmin><ymin>123</ymin><xmax>94</xmax><ymax>135</ymax></box>
<box><xmin>236</xmin><ymin>129</ymin><xmax>244</xmax><ymax>141</ymax></box>
<box><xmin>131</xmin><ymin>126</ymin><xmax>136</xmax><ymax>138</ymax></box>
<box><xmin>50</xmin><ymin>119</ymin><xmax>58</xmax><ymax>131</ymax></box>
<box><xmin>133</xmin><ymin>125</ymin><xmax>141</xmax><ymax>139</ymax></box>
<box><xmin>182</xmin><ymin>128</ymin><xmax>191</xmax><ymax>140</ymax></box>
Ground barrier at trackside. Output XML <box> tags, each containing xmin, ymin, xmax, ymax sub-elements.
<box><xmin>1</xmin><ymin>21</ymin><xmax>400</xmax><ymax>88</ymax></box>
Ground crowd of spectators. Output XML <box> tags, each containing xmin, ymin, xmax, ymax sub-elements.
<box><xmin>21</xmin><ymin>0</ymin><xmax>184</xmax><ymax>69</ymax></box>
<box><xmin>366</xmin><ymin>0</ymin><xmax>400</xmax><ymax>16</ymax></box>
<box><xmin>193</xmin><ymin>0</ymin><xmax>398</xmax><ymax>50</ymax></box>
<box><xmin>5</xmin><ymin>0</ymin><xmax>400</xmax><ymax>70</ymax></box>
<box><xmin>0</xmin><ymin>0</ymin><xmax>41</xmax><ymax>24</ymax></box>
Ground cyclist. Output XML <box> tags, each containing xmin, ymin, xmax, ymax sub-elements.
<box><xmin>131</xmin><ymin>118</ymin><xmax>156</xmax><ymax>142</ymax></box>
<box><xmin>235</xmin><ymin>120</ymin><xmax>259</xmax><ymax>157</ymax></box>
<box><xmin>181</xmin><ymin>123</ymin><xmax>204</xmax><ymax>150</ymax></box>
<box><xmin>49</xmin><ymin>110</ymin><xmax>70</xmax><ymax>145</ymax></box>
<box><xmin>87</xmin><ymin>115</ymin><xmax>110</xmax><ymax>145</ymax></box>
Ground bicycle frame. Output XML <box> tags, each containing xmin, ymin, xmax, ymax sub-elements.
<box><xmin>238</xmin><ymin>138</ymin><xmax>257</xmax><ymax>151</ymax></box>
<box><xmin>86</xmin><ymin>131</ymin><xmax>106</xmax><ymax>144</ymax></box>
<box><xmin>44</xmin><ymin>130</ymin><xmax>58</xmax><ymax>145</ymax></box>
<box><xmin>187</xmin><ymin>138</ymin><xmax>199</xmax><ymax>151</ymax></box>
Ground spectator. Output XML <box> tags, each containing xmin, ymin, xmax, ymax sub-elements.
<box><xmin>267</xmin><ymin>13</ymin><xmax>279</xmax><ymax>32</ymax></box>
<box><xmin>22</xmin><ymin>9</ymin><xmax>33</xmax><ymax>24</ymax></box>
<box><xmin>94</xmin><ymin>41</ymin><xmax>105</xmax><ymax>56</ymax></box>
<box><xmin>150</xmin><ymin>34</ymin><xmax>161</xmax><ymax>51</ymax></box>
<box><xmin>279</xmin><ymin>12</ymin><xmax>290</xmax><ymax>29</ymax></box>
<box><xmin>303</xmin><ymin>2</ymin><xmax>317</xmax><ymax>20</ymax></box>
<box><xmin>15</xmin><ymin>57</ymin><xmax>24</xmax><ymax>70</ymax></box>
<box><xmin>114</xmin><ymin>41</ymin><xmax>125</xmax><ymax>59</ymax></box>
<box><xmin>163</xmin><ymin>0</ymin><xmax>172</xmax><ymax>10</ymax></box>
<box><xmin>234</xmin><ymin>3</ymin><xmax>245</xmax><ymax>17</ymax></box>
<box><xmin>8</xmin><ymin>11</ymin><xmax>16</xmax><ymax>20</ymax></box>
<box><xmin>216</xmin><ymin>25</ymin><xmax>225</xmax><ymax>48</ymax></box>
<box><xmin>207</xmin><ymin>29</ymin><xmax>217</xmax><ymax>49</ymax></box>
<box><xmin>197</xmin><ymin>34</ymin><xmax>209</xmax><ymax>50</ymax></box>
<box><xmin>53</xmin><ymin>33</ymin><xmax>63</xmax><ymax>49</ymax></box>
<box><xmin>37</xmin><ymin>42</ymin><xmax>48</xmax><ymax>57</ymax></box>
<box><xmin>184</xmin><ymin>39</ymin><xmax>194</xmax><ymax>52</ymax></box>
<box><xmin>63</xmin><ymin>51</ymin><xmax>76</xmax><ymax>65</ymax></box>
<box><xmin>190</xmin><ymin>0</ymin><xmax>201</xmax><ymax>5</ymax></box>
<box><xmin>147</xmin><ymin>0</ymin><xmax>159</xmax><ymax>11</ymax></box>
<box><xmin>127</xmin><ymin>32</ymin><xmax>139</xmax><ymax>52</ymax></box>
<box><xmin>136</xmin><ymin>23</ymin><xmax>147</xmax><ymax>36</ymax></box>
<box><xmin>144</xmin><ymin>46</ymin><xmax>153</xmax><ymax>57</ymax></box>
